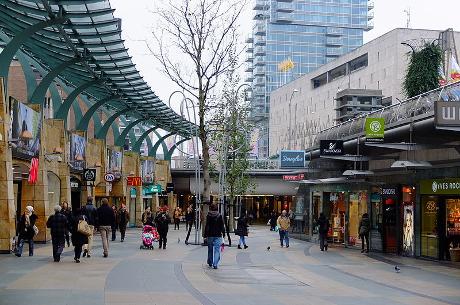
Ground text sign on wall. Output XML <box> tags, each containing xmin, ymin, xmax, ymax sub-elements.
<box><xmin>279</xmin><ymin>150</ymin><xmax>305</xmax><ymax>168</ymax></box>
<box><xmin>282</xmin><ymin>173</ymin><xmax>305</xmax><ymax>181</ymax></box>
<box><xmin>127</xmin><ymin>176</ymin><xmax>142</xmax><ymax>186</ymax></box>
<box><xmin>435</xmin><ymin>101</ymin><xmax>460</xmax><ymax>127</ymax></box>
<box><xmin>365</xmin><ymin>118</ymin><xmax>385</xmax><ymax>143</ymax></box>
<box><xmin>320</xmin><ymin>140</ymin><xmax>344</xmax><ymax>156</ymax></box>
<box><xmin>420</xmin><ymin>178</ymin><xmax>460</xmax><ymax>195</ymax></box>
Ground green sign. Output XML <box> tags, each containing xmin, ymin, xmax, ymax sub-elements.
<box><xmin>420</xmin><ymin>178</ymin><xmax>460</xmax><ymax>195</ymax></box>
<box><xmin>143</xmin><ymin>184</ymin><xmax>162</xmax><ymax>195</ymax></box>
<box><xmin>365</xmin><ymin>118</ymin><xmax>384</xmax><ymax>142</ymax></box>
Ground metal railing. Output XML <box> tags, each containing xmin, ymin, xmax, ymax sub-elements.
<box><xmin>171</xmin><ymin>158</ymin><xmax>279</xmax><ymax>170</ymax></box>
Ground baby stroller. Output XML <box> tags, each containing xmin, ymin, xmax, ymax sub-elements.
<box><xmin>140</xmin><ymin>225</ymin><xmax>159</xmax><ymax>250</ymax></box>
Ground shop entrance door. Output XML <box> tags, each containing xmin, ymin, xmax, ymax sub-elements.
<box><xmin>383</xmin><ymin>197</ymin><xmax>398</xmax><ymax>253</ymax></box>
<box><xmin>70</xmin><ymin>177</ymin><xmax>82</xmax><ymax>212</ymax></box>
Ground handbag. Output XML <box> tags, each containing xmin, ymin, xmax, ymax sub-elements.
<box><xmin>359</xmin><ymin>226</ymin><xmax>367</xmax><ymax>236</ymax></box>
<box><xmin>77</xmin><ymin>219</ymin><xmax>93</xmax><ymax>236</ymax></box>
<box><xmin>33</xmin><ymin>225</ymin><xmax>39</xmax><ymax>236</ymax></box>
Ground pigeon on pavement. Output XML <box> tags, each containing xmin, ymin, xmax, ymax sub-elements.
<box><xmin>267</xmin><ymin>246</ymin><xmax>271</xmax><ymax>251</ymax></box>
<box><xmin>394</xmin><ymin>265</ymin><xmax>401</xmax><ymax>273</ymax></box>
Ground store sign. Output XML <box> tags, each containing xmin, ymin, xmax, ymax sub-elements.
<box><xmin>83</xmin><ymin>169</ymin><xmax>96</xmax><ymax>181</ymax></box>
<box><xmin>104</xmin><ymin>173</ymin><xmax>115</xmax><ymax>182</ymax></box>
<box><xmin>435</xmin><ymin>101</ymin><xmax>460</xmax><ymax>127</ymax></box>
<box><xmin>127</xmin><ymin>176</ymin><xmax>142</xmax><ymax>186</ymax></box>
<box><xmin>381</xmin><ymin>186</ymin><xmax>398</xmax><ymax>196</ymax></box>
<box><xmin>365</xmin><ymin>118</ymin><xmax>384</xmax><ymax>143</ymax></box>
<box><xmin>144</xmin><ymin>184</ymin><xmax>162</xmax><ymax>195</ymax></box>
<box><xmin>282</xmin><ymin>173</ymin><xmax>305</xmax><ymax>181</ymax></box>
<box><xmin>279</xmin><ymin>150</ymin><xmax>305</xmax><ymax>168</ymax></box>
<box><xmin>70</xmin><ymin>177</ymin><xmax>81</xmax><ymax>192</ymax></box>
<box><xmin>166</xmin><ymin>183</ymin><xmax>174</xmax><ymax>193</ymax></box>
<box><xmin>320</xmin><ymin>140</ymin><xmax>344</xmax><ymax>156</ymax></box>
<box><xmin>420</xmin><ymin>178</ymin><xmax>460</xmax><ymax>194</ymax></box>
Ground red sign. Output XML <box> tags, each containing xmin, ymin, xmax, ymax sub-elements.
<box><xmin>282</xmin><ymin>173</ymin><xmax>305</xmax><ymax>181</ymax></box>
<box><xmin>127</xmin><ymin>176</ymin><xmax>142</xmax><ymax>186</ymax></box>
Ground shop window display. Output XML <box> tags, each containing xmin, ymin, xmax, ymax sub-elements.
<box><xmin>421</xmin><ymin>196</ymin><xmax>439</xmax><ymax>258</ymax></box>
<box><xmin>328</xmin><ymin>192</ymin><xmax>346</xmax><ymax>243</ymax></box>
<box><xmin>446</xmin><ymin>199</ymin><xmax>460</xmax><ymax>253</ymax></box>
<box><xmin>402</xmin><ymin>186</ymin><xmax>415</xmax><ymax>256</ymax></box>
<box><xmin>348</xmin><ymin>192</ymin><xmax>368</xmax><ymax>247</ymax></box>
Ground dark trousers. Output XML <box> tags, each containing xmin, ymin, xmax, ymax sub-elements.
<box><xmin>361</xmin><ymin>233</ymin><xmax>369</xmax><ymax>251</ymax></box>
<box><xmin>158</xmin><ymin>229</ymin><xmax>168</xmax><ymax>248</ymax></box>
<box><xmin>185</xmin><ymin>222</ymin><xmax>194</xmax><ymax>243</ymax></box>
<box><xmin>119</xmin><ymin>225</ymin><xmax>127</xmax><ymax>241</ymax></box>
<box><xmin>111</xmin><ymin>225</ymin><xmax>117</xmax><ymax>241</ymax></box>
<box><xmin>174</xmin><ymin>219</ymin><xmax>180</xmax><ymax>230</ymax></box>
<box><xmin>52</xmin><ymin>237</ymin><xmax>65</xmax><ymax>261</ymax></box>
<box><xmin>319</xmin><ymin>232</ymin><xmax>328</xmax><ymax>250</ymax></box>
<box><xmin>17</xmin><ymin>237</ymin><xmax>34</xmax><ymax>256</ymax></box>
<box><xmin>74</xmin><ymin>244</ymin><xmax>83</xmax><ymax>259</ymax></box>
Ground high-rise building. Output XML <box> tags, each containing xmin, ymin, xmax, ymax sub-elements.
<box><xmin>246</xmin><ymin>0</ymin><xmax>374</xmax><ymax>158</ymax></box>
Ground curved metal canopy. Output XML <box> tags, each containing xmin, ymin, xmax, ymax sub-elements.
<box><xmin>0</xmin><ymin>0</ymin><xmax>195</xmax><ymax>137</ymax></box>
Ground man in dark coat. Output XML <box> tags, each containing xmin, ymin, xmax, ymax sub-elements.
<box><xmin>204</xmin><ymin>204</ymin><xmax>226</xmax><ymax>269</ymax></box>
<box><xmin>96</xmin><ymin>198</ymin><xmax>115</xmax><ymax>257</ymax></box>
<box><xmin>359</xmin><ymin>213</ymin><xmax>371</xmax><ymax>253</ymax></box>
<box><xmin>81</xmin><ymin>196</ymin><xmax>97</xmax><ymax>258</ymax></box>
<box><xmin>117</xmin><ymin>204</ymin><xmax>129</xmax><ymax>242</ymax></box>
<box><xmin>317</xmin><ymin>213</ymin><xmax>330</xmax><ymax>251</ymax></box>
<box><xmin>155</xmin><ymin>206</ymin><xmax>171</xmax><ymax>249</ymax></box>
<box><xmin>46</xmin><ymin>205</ymin><xmax>69</xmax><ymax>262</ymax></box>
<box><xmin>236</xmin><ymin>214</ymin><xmax>249</xmax><ymax>249</ymax></box>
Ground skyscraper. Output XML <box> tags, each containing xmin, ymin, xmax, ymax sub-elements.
<box><xmin>246</xmin><ymin>0</ymin><xmax>374</xmax><ymax>158</ymax></box>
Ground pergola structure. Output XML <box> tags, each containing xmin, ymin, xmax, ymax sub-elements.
<box><xmin>0</xmin><ymin>0</ymin><xmax>194</xmax><ymax>156</ymax></box>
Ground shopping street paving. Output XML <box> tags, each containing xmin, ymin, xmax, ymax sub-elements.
<box><xmin>1</xmin><ymin>226</ymin><xmax>459</xmax><ymax>305</ymax></box>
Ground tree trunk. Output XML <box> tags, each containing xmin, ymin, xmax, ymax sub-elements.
<box><xmin>199</xmin><ymin>90</ymin><xmax>210</xmax><ymax>239</ymax></box>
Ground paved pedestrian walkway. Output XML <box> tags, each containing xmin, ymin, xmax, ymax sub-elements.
<box><xmin>1</xmin><ymin>226</ymin><xmax>459</xmax><ymax>305</ymax></box>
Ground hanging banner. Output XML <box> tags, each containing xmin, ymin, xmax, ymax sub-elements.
<box><xmin>365</xmin><ymin>118</ymin><xmax>384</xmax><ymax>143</ymax></box>
<box><xmin>69</xmin><ymin>133</ymin><xmax>86</xmax><ymax>171</ymax></box>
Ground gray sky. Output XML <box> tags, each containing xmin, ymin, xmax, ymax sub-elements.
<box><xmin>110</xmin><ymin>0</ymin><xmax>460</xmax><ymax>109</ymax></box>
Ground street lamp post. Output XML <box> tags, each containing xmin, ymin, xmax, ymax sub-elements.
<box><xmin>288</xmin><ymin>89</ymin><xmax>299</xmax><ymax>150</ymax></box>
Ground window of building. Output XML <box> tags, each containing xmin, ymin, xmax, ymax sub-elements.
<box><xmin>349</xmin><ymin>53</ymin><xmax>368</xmax><ymax>72</ymax></box>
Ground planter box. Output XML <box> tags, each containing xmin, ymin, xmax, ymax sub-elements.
<box><xmin>450</xmin><ymin>248</ymin><xmax>460</xmax><ymax>262</ymax></box>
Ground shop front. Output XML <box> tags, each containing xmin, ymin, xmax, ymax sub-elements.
<box><xmin>420</xmin><ymin>178</ymin><xmax>460</xmax><ymax>261</ymax></box>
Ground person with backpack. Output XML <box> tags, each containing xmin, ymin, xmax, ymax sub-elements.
<box><xmin>204</xmin><ymin>204</ymin><xmax>226</xmax><ymax>269</ymax></box>
<box><xmin>81</xmin><ymin>196</ymin><xmax>97</xmax><ymax>258</ymax></box>
<box><xmin>46</xmin><ymin>205</ymin><xmax>69</xmax><ymax>262</ymax></box>
<box><xmin>117</xmin><ymin>204</ymin><xmax>129</xmax><ymax>242</ymax></box>
<box><xmin>155</xmin><ymin>206</ymin><xmax>171</xmax><ymax>249</ymax></box>
<box><xmin>317</xmin><ymin>213</ymin><xmax>330</xmax><ymax>251</ymax></box>
<box><xmin>359</xmin><ymin>213</ymin><xmax>371</xmax><ymax>253</ymax></box>
<box><xmin>15</xmin><ymin>205</ymin><xmax>38</xmax><ymax>257</ymax></box>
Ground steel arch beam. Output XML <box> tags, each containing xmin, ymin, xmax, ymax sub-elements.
<box><xmin>150</xmin><ymin>132</ymin><xmax>175</xmax><ymax>158</ymax></box>
<box><xmin>76</xmin><ymin>95</ymin><xmax>120</xmax><ymax>131</ymax></box>
<box><xmin>55</xmin><ymin>78</ymin><xmax>103</xmax><ymax>120</ymax></box>
<box><xmin>165</xmin><ymin>138</ymin><xmax>190</xmax><ymax>161</ymax></box>
<box><xmin>0</xmin><ymin>16</ymin><xmax>68</xmax><ymax>82</ymax></box>
<box><xmin>115</xmin><ymin>118</ymin><xmax>148</xmax><ymax>147</ymax></box>
<box><xmin>132</xmin><ymin>126</ymin><xmax>157</xmax><ymax>153</ymax></box>
<box><xmin>151</xmin><ymin>129</ymin><xmax>168</xmax><ymax>157</ymax></box>
<box><xmin>96</xmin><ymin>108</ymin><xmax>133</xmax><ymax>140</ymax></box>
<box><xmin>29</xmin><ymin>56</ymin><xmax>83</xmax><ymax>104</ymax></box>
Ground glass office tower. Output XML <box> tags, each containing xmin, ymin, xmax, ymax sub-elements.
<box><xmin>246</xmin><ymin>0</ymin><xmax>374</xmax><ymax>158</ymax></box>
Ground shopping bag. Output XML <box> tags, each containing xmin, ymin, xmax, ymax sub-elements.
<box><xmin>77</xmin><ymin>219</ymin><xmax>93</xmax><ymax>236</ymax></box>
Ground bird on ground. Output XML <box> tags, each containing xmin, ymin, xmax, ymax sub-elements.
<box><xmin>267</xmin><ymin>246</ymin><xmax>271</xmax><ymax>251</ymax></box>
<box><xmin>394</xmin><ymin>265</ymin><xmax>401</xmax><ymax>273</ymax></box>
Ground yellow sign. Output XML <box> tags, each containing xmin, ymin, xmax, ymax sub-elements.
<box><xmin>278</xmin><ymin>58</ymin><xmax>295</xmax><ymax>72</ymax></box>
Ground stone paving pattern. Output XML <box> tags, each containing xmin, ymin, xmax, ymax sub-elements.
<box><xmin>1</xmin><ymin>226</ymin><xmax>459</xmax><ymax>305</ymax></box>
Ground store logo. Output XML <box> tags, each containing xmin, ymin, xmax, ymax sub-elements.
<box><xmin>432</xmin><ymin>181</ymin><xmax>438</xmax><ymax>193</ymax></box>
<box><xmin>426</xmin><ymin>201</ymin><xmax>437</xmax><ymax>212</ymax></box>
<box><xmin>320</xmin><ymin>140</ymin><xmax>344</xmax><ymax>156</ymax></box>
<box><xmin>370</xmin><ymin>120</ymin><xmax>382</xmax><ymax>133</ymax></box>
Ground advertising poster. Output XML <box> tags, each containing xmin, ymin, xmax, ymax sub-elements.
<box><xmin>141</xmin><ymin>159</ymin><xmax>155</xmax><ymax>184</ymax></box>
<box><xmin>9</xmin><ymin>97</ymin><xmax>41</xmax><ymax>160</ymax></box>
<box><xmin>70</xmin><ymin>133</ymin><xmax>86</xmax><ymax>171</ymax></box>
<box><xmin>365</xmin><ymin>117</ymin><xmax>385</xmax><ymax>143</ymax></box>
<box><xmin>402</xmin><ymin>204</ymin><xmax>415</xmax><ymax>256</ymax></box>
<box><xmin>107</xmin><ymin>148</ymin><xmax>123</xmax><ymax>174</ymax></box>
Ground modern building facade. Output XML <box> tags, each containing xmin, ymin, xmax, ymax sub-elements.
<box><xmin>269</xmin><ymin>28</ymin><xmax>460</xmax><ymax>156</ymax></box>
<box><xmin>246</xmin><ymin>0</ymin><xmax>374</xmax><ymax>158</ymax></box>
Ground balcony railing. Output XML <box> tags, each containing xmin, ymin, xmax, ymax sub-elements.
<box><xmin>326</xmin><ymin>27</ymin><xmax>344</xmax><ymax>36</ymax></box>
<box><xmin>254</xmin><ymin>67</ymin><xmax>265</xmax><ymax>76</ymax></box>
<box><xmin>276</xmin><ymin>2</ymin><xmax>294</xmax><ymax>12</ymax></box>
<box><xmin>254</xmin><ymin>36</ymin><xmax>266</xmax><ymax>46</ymax></box>
<box><xmin>171</xmin><ymin>158</ymin><xmax>280</xmax><ymax>170</ymax></box>
<box><xmin>254</xmin><ymin>46</ymin><xmax>266</xmax><ymax>56</ymax></box>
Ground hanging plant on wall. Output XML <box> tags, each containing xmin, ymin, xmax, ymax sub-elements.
<box><xmin>403</xmin><ymin>42</ymin><xmax>442</xmax><ymax>98</ymax></box>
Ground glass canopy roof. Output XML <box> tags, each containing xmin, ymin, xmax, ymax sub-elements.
<box><xmin>0</xmin><ymin>0</ymin><xmax>195</xmax><ymax>137</ymax></box>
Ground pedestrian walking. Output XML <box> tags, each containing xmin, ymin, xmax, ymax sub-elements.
<box><xmin>15</xmin><ymin>205</ymin><xmax>38</xmax><ymax>257</ymax></box>
<box><xmin>173</xmin><ymin>207</ymin><xmax>181</xmax><ymax>230</ymax></box>
<box><xmin>277</xmin><ymin>210</ymin><xmax>290</xmax><ymax>248</ymax></box>
<box><xmin>81</xmin><ymin>196</ymin><xmax>97</xmax><ymax>258</ymax></box>
<box><xmin>142</xmin><ymin>207</ymin><xmax>154</xmax><ymax>226</ymax></box>
<box><xmin>155</xmin><ymin>206</ymin><xmax>171</xmax><ymax>249</ymax></box>
<box><xmin>117</xmin><ymin>204</ymin><xmax>129</xmax><ymax>242</ymax></box>
<box><xmin>97</xmin><ymin>198</ymin><xmax>115</xmax><ymax>257</ymax></box>
<box><xmin>317</xmin><ymin>213</ymin><xmax>330</xmax><ymax>251</ymax></box>
<box><xmin>71</xmin><ymin>208</ymin><xmax>88</xmax><ymax>263</ymax></box>
<box><xmin>359</xmin><ymin>213</ymin><xmax>370</xmax><ymax>253</ymax></box>
<box><xmin>46</xmin><ymin>205</ymin><xmax>69</xmax><ymax>262</ymax></box>
<box><xmin>269</xmin><ymin>211</ymin><xmax>277</xmax><ymax>231</ymax></box>
<box><xmin>235</xmin><ymin>214</ymin><xmax>249</xmax><ymax>249</ymax></box>
<box><xmin>111</xmin><ymin>205</ymin><xmax>118</xmax><ymax>241</ymax></box>
<box><xmin>185</xmin><ymin>205</ymin><xmax>195</xmax><ymax>245</ymax></box>
<box><xmin>204</xmin><ymin>203</ymin><xmax>226</xmax><ymax>269</ymax></box>
<box><xmin>60</xmin><ymin>201</ymin><xmax>72</xmax><ymax>247</ymax></box>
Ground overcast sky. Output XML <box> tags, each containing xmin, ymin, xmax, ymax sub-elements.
<box><xmin>110</xmin><ymin>0</ymin><xmax>460</xmax><ymax>110</ymax></box>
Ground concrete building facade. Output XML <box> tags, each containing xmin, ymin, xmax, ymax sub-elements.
<box><xmin>269</xmin><ymin>28</ymin><xmax>460</xmax><ymax>156</ymax></box>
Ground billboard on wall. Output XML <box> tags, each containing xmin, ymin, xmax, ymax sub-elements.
<box><xmin>9</xmin><ymin>97</ymin><xmax>41</xmax><ymax>160</ymax></box>
<box><xmin>107</xmin><ymin>148</ymin><xmax>123</xmax><ymax>176</ymax></box>
<box><xmin>69</xmin><ymin>133</ymin><xmax>86</xmax><ymax>171</ymax></box>
<box><xmin>141</xmin><ymin>159</ymin><xmax>155</xmax><ymax>184</ymax></box>
<box><xmin>279</xmin><ymin>150</ymin><xmax>305</xmax><ymax>168</ymax></box>
<box><xmin>365</xmin><ymin>118</ymin><xmax>385</xmax><ymax>143</ymax></box>
<box><xmin>320</xmin><ymin>140</ymin><xmax>344</xmax><ymax>156</ymax></box>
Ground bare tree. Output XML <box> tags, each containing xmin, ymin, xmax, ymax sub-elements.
<box><xmin>149</xmin><ymin>0</ymin><xmax>247</xmax><ymax>216</ymax></box>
